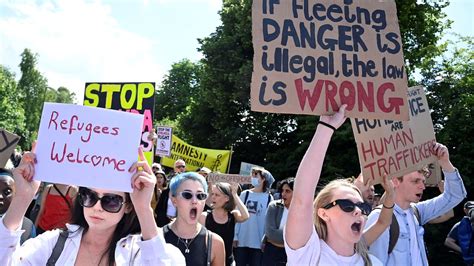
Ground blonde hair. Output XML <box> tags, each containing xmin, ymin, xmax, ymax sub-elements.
<box><xmin>313</xmin><ymin>179</ymin><xmax>372</xmax><ymax>266</ymax></box>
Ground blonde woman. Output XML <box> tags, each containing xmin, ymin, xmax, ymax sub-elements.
<box><xmin>285</xmin><ymin>105</ymin><xmax>387</xmax><ymax>265</ymax></box>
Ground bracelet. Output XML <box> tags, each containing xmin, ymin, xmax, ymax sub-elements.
<box><xmin>318</xmin><ymin>121</ymin><xmax>336</xmax><ymax>131</ymax></box>
<box><xmin>383</xmin><ymin>203</ymin><xmax>395</xmax><ymax>209</ymax></box>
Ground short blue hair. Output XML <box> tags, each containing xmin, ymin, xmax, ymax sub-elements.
<box><xmin>169</xmin><ymin>172</ymin><xmax>208</xmax><ymax>196</ymax></box>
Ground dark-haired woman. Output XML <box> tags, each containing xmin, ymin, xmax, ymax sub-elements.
<box><xmin>0</xmin><ymin>147</ymin><xmax>185</xmax><ymax>265</ymax></box>
<box><xmin>262</xmin><ymin>177</ymin><xmax>295</xmax><ymax>265</ymax></box>
<box><xmin>199</xmin><ymin>182</ymin><xmax>249</xmax><ymax>266</ymax></box>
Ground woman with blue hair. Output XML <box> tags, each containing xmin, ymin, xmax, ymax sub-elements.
<box><xmin>163</xmin><ymin>172</ymin><xmax>225</xmax><ymax>266</ymax></box>
<box><xmin>234</xmin><ymin>167</ymin><xmax>275</xmax><ymax>266</ymax></box>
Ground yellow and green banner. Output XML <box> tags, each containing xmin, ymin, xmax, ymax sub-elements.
<box><xmin>161</xmin><ymin>135</ymin><xmax>231</xmax><ymax>173</ymax></box>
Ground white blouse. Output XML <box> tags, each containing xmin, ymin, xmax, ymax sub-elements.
<box><xmin>0</xmin><ymin>217</ymin><xmax>185</xmax><ymax>265</ymax></box>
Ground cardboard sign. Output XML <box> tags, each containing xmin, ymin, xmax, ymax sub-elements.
<box><xmin>208</xmin><ymin>173</ymin><xmax>252</xmax><ymax>184</ymax></box>
<box><xmin>351</xmin><ymin>86</ymin><xmax>436</xmax><ymax>184</ymax></box>
<box><xmin>425</xmin><ymin>161</ymin><xmax>442</xmax><ymax>187</ymax></box>
<box><xmin>84</xmin><ymin>82</ymin><xmax>155</xmax><ymax>164</ymax></box>
<box><xmin>155</xmin><ymin>126</ymin><xmax>173</xmax><ymax>157</ymax></box>
<box><xmin>35</xmin><ymin>103</ymin><xmax>143</xmax><ymax>192</ymax></box>
<box><xmin>239</xmin><ymin>162</ymin><xmax>263</xmax><ymax>176</ymax></box>
<box><xmin>0</xmin><ymin>129</ymin><xmax>20</xmax><ymax>168</ymax></box>
<box><xmin>251</xmin><ymin>0</ymin><xmax>409</xmax><ymax>120</ymax></box>
<box><xmin>161</xmin><ymin>135</ymin><xmax>231</xmax><ymax>173</ymax></box>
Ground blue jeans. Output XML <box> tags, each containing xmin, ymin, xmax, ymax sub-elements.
<box><xmin>234</xmin><ymin>247</ymin><xmax>262</xmax><ymax>266</ymax></box>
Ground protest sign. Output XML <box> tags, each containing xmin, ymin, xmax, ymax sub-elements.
<box><xmin>155</xmin><ymin>126</ymin><xmax>173</xmax><ymax>157</ymax></box>
<box><xmin>84</xmin><ymin>82</ymin><xmax>155</xmax><ymax>164</ymax></box>
<box><xmin>208</xmin><ymin>173</ymin><xmax>252</xmax><ymax>184</ymax></box>
<box><xmin>351</xmin><ymin>86</ymin><xmax>436</xmax><ymax>184</ymax></box>
<box><xmin>161</xmin><ymin>135</ymin><xmax>231</xmax><ymax>173</ymax></box>
<box><xmin>425</xmin><ymin>161</ymin><xmax>442</xmax><ymax>187</ymax></box>
<box><xmin>35</xmin><ymin>103</ymin><xmax>143</xmax><ymax>192</ymax></box>
<box><xmin>239</xmin><ymin>162</ymin><xmax>263</xmax><ymax>176</ymax></box>
<box><xmin>0</xmin><ymin>129</ymin><xmax>20</xmax><ymax>168</ymax></box>
<box><xmin>251</xmin><ymin>0</ymin><xmax>409</xmax><ymax>120</ymax></box>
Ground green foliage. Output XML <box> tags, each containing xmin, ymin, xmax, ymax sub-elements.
<box><xmin>396</xmin><ymin>0</ymin><xmax>451</xmax><ymax>78</ymax></box>
<box><xmin>17</xmin><ymin>49</ymin><xmax>48</xmax><ymax>149</ymax></box>
<box><xmin>0</xmin><ymin>66</ymin><xmax>26</xmax><ymax>136</ymax></box>
<box><xmin>154</xmin><ymin>59</ymin><xmax>202</xmax><ymax>121</ymax></box>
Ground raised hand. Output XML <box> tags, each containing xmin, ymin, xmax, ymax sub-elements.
<box><xmin>380</xmin><ymin>173</ymin><xmax>395</xmax><ymax>200</ymax></box>
<box><xmin>431</xmin><ymin>142</ymin><xmax>455</xmax><ymax>172</ymax></box>
<box><xmin>12</xmin><ymin>142</ymin><xmax>40</xmax><ymax>201</ymax></box>
<box><xmin>319</xmin><ymin>104</ymin><xmax>348</xmax><ymax>130</ymax></box>
<box><xmin>129</xmin><ymin>146</ymin><xmax>156</xmax><ymax>212</ymax></box>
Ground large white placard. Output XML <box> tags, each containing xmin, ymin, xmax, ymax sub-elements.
<box><xmin>35</xmin><ymin>103</ymin><xmax>144</xmax><ymax>192</ymax></box>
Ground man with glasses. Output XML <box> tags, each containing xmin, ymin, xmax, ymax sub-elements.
<box><xmin>174</xmin><ymin>159</ymin><xmax>186</xmax><ymax>174</ymax></box>
<box><xmin>366</xmin><ymin>142</ymin><xmax>466</xmax><ymax>266</ymax></box>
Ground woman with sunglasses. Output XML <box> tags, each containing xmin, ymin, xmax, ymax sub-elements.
<box><xmin>198</xmin><ymin>182</ymin><xmax>249</xmax><ymax>266</ymax></box>
<box><xmin>163</xmin><ymin>172</ymin><xmax>225</xmax><ymax>266</ymax></box>
<box><xmin>285</xmin><ymin>105</ymin><xmax>384</xmax><ymax>265</ymax></box>
<box><xmin>0</xmin><ymin>147</ymin><xmax>185</xmax><ymax>265</ymax></box>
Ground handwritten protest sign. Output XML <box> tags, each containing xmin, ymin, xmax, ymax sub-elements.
<box><xmin>351</xmin><ymin>86</ymin><xmax>436</xmax><ymax>184</ymax></box>
<box><xmin>0</xmin><ymin>129</ymin><xmax>20</xmax><ymax>168</ymax></box>
<box><xmin>35</xmin><ymin>103</ymin><xmax>143</xmax><ymax>192</ymax></box>
<box><xmin>251</xmin><ymin>0</ymin><xmax>409</xmax><ymax>120</ymax></box>
<box><xmin>208</xmin><ymin>173</ymin><xmax>252</xmax><ymax>184</ymax></box>
<box><xmin>155</xmin><ymin>126</ymin><xmax>173</xmax><ymax>157</ymax></box>
<box><xmin>84</xmin><ymin>82</ymin><xmax>155</xmax><ymax>164</ymax></box>
<box><xmin>161</xmin><ymin>135</ymin><xmax>231</xmax><ymax>173</ymax></box>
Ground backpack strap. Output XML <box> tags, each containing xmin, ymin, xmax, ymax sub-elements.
<box><xmin>243</xmin><ymin>191</ymin><xmax>249</xmax><ymax>205</ymax></box>
<box><xmin>206</xmin><ymin>229</ymin><xmax>213</xmax><ymax>266</ymax></box>
<box><xmin>412</xmin><ymin>205</ymin><xmax>421</xmax><ymax>224</ymax></box>
<box><xmin>374</xmin><ymin>205</ymin><xmax>399</xmax><ymax>254</ymax></box>
<box><xmin>388</xmin><ymin>213</ymin><xmax>399</xmax><ymax>254</ymax></box>
<box><xmin>267</xmin><ymin>193</ymin><xmax>271</xmax><ymax>207</ymax></box>
<box><xmin>46</xmin><ymin>230</ymin><xmax>69</xmax><ymax>266</ymax></box>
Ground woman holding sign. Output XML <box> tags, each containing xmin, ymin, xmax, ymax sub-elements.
<box><xmin>0</xmin><ymin>147</ymin><xmax>185</xmax><ymax>265</ymax></box>
<box><xmin>284</xmin><ymin>105</ymin><xmax>384</xmax><ymax>265</ymax></box>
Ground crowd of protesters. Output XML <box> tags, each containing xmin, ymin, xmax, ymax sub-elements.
<box><xmin>0</xmin><ymin>105</ymin><xmax>471</xmax><ymax>265</ymax></box>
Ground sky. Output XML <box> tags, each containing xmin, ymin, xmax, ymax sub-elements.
<box><xmin>0</xmin><ymin>0</ymin><xmax>472</xmax><ymax>104</ymax></box>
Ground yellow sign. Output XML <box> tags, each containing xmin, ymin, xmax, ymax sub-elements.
<box><xmin>161</xmin><ymin>135</ymin><xmax>231</xmax><ymax>173</ymax></box>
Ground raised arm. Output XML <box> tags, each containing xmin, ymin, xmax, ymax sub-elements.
<box><xmin>363</xmin><ymin>173</ymin><xmax>395</xmax><ymax>245</ymax></box>
<box><xmin>231</xmin><ymin>182</ymin><xmax>249</xmax><ymax>223</ymax></box>
<box><xmin>3</xmin><ymin>150</ymin><xmax>40</xmax><ymax>231</ymax></box>
<box><xmin>129</xmin><ymin>147</ymin><xmax>158</xmax><ymax>240</ymax></box>
<box><xmin>285</xmin><ymin>105</ymin><xmax>347</xmax><ymax>249</ymax></box>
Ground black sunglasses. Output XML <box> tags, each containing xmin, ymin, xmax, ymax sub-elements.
<box><xmin>323</xmin><ymin>199</ymin><xmax>371</xmax><ymax>216</ymax></box>
<box><xmin>78</xmin><ymin>188</ymin><xmax>126</xmax><ymax>213</ymax></box>
<box><xmin>176</xmin><ymin>165</ymin><xmax>186</xmax><ymax>169</ymax></box>
<box><xmin>179</xmin><ymin>191</ymin><xmax>208</xmax><ymax>201</ymax></box>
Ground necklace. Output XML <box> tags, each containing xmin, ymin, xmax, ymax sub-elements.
<box><xmin>177</xmin><ymin>236</ymin><xmax>196</xmax><ymax>253</ymax></box>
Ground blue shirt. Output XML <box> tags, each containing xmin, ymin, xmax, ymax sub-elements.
<box><xmin>365</xmin><ymin>169</ymin><xmax>466</xmax><ymax>266</ymax></box>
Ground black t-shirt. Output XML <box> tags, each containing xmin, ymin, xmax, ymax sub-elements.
<box><xmin>205</xmin><ymin>211</ymin><xmax>235</xmax><ymax>266</ymax></box>
<box><xmin>163</xmin><ymin>224</ymin><xmax>208</xmax><ymax>266</ymax></box>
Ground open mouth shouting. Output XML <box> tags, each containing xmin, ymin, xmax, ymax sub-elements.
<box><xmin>190</xmin><ymin>207</ymin><xmax>198</xmax><ymax>220</ymax></box>
<box><xmin>351</xmin><ymin>220</ymin><xmax>363</xmax><ymax>234</ymax></box>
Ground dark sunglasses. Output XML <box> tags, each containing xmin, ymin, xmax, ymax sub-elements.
<box><xmin>323</xmin><ymin>199</ymin><xmax>371</xmax><ymax>216</ymax></box>
<box><xmin>78</xmin><ymin>188</ymin><xmax>125</xmax><ymax>213</ymax></box>
<box><xmin>179</xmin><ymin>191</ymin><xmax>208</xmax><ymax>201</ymax></box>
<box><xmin>176</xmin><ymin>165</ymin><xmax>186</xmax><ymax>169</ymax></box>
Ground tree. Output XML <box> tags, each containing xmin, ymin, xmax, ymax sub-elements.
<box><xmin>0</xmin><ymin>66</ymin><xmax>26</xmax><ymax>137</ymax></box>
<box><xmin>154</xmin><ymin>59</ymin><xmax>202</xmax><ymax>122</ymax></box>
<box><xmin>17</xmin><ymin>49</ymin><xmax>48</xmax><ymax>148</ymax></box>
<box><xmin>419</xmin><ymin>36</ymin><xmax>474</xmax><ymax>266</ymax></box>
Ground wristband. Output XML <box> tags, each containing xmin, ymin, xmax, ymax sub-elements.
<box><xmin>383</xmin><ymin>203</ymin><xmax>395</xmax><ymax>209</ymax></box>
<box><xmin>318</xmin><ymin>121</ymin><xmax>336</xmax><ymax>131</ymax></box>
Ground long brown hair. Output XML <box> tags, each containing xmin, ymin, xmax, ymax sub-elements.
<box><xmin>313</xmin><ymin>179</ymin><xmax>372</xmax><ymax>266</ymax></box>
